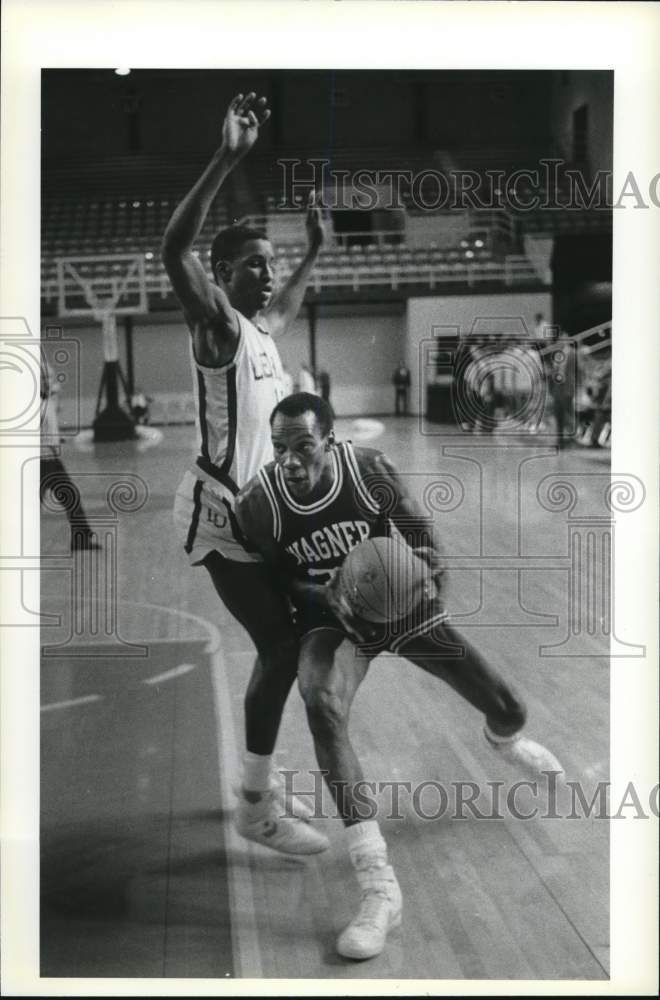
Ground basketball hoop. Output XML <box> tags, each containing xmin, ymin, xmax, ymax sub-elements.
<box><xmin>55</xmin><ymin>254</ymin><xmax>148</xmax><ymax>441</ymax></box>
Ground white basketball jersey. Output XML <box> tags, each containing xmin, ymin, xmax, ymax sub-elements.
<box><xmin>190</xmin><ymin>311</ymin><xmax>285</xmax><ymax>500</ymax></box>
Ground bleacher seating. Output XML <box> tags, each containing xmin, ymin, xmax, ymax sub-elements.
<box><xmin>43</xmin><ymin>139</ymin><xmax>609</xmax><ymax>310</ymax></box>
<box><xmin>41</xmin><ymin>191</ymin><xmax>541</xmax><ymax>311</ymax></box>
<box><xmin>42</xmin><ymin>197</ymin><xmax>229</xmax><ymax>251</ymax></box>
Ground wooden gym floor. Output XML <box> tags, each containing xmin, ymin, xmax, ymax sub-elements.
<box><xmin>40</xmin><ymin>417</ymin><xmax>612</xmax><ymax>982</ymax></box>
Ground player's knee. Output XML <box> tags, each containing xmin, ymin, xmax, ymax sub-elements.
<box><xmin>300</xmin><ymin>682</ymin><xmax>348</xmax><ymax>738</ymax></box>
<box><xmin>245</xmin><ymin>655</ymin><xmax>296</xmax><ymax>709</ymax></box>
<box><xmin>256</xmin><ymin>633</ymin><xmax>299</xmax><ymax>674</ymax></box>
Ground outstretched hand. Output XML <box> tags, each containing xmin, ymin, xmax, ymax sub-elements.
<box><xmin>222</xmin><ymin>92</ymin><xmax>271</xmax><ymax>157</ymax></box>
<box><xmin>305</xmin><ymin>190</ymin><xmax>327</xmax><ymax>252</ymax></box>
<box><xmin>412</xmin><ymin>546</ymin><xmax>445</xmax><ymax>600</ymax></box>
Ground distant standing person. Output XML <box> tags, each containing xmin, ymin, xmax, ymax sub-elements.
<box><xmin>317</xmin><ymin>369</ymin><xmax>331</xmax><ymax>405</ymax></box>
<box><xmin>548</xmin><ymin>330</ymin><xmax>579</xmax><ymax>449</ymax></box>
<box><xmin>454</xmin><ymin>338</ymin><xmax>479</xmax><ymax>432</ymax></box>
<box><xmin>585</xmin><ymin>365</ymin><xmax>611</xmax><ymax>448</ymax></box>
<box><xmin>40</xmin><ymin>359</ymin><xmax>100</xmax><ymax>551</ymax></box>
<box><xmin>392</xmin><ymin>361</ymin><xmax>411</xmax><ymax>416</ymax></box>
<box><xmin>534</xmin><ymin>312</ymin><xmax>548</xmax><ymax>341</ymax></box>
<box><xmin>464</xmin><ymin>340</ymin><xmax>497</xmax><ymax>433</ymax></box>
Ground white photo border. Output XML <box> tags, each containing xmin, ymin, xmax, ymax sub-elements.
<box><xmin>1</xmin><ymin>0</ymin><xmax>658</xmax><ymax>995</ymax></box>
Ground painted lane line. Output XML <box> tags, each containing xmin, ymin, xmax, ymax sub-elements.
<box><xmin>209</xmin><ymin>633</ymin><xmax>264</xmax><ymax>978</ymax></box>
<box><xmin>40</xmin><ymin>694</ymin><xmax>102</xmax><ymax>713</ymax></box>
<box><xmin>39</xmin><ymin>599</ymin><xmax>262</xmax><ymax>975</ymax></box>
<box><xmin>142</xmin><ymin>662</ymin><xmax>197</xmax><ymax>686</ymax></box>
<box><xmin>131</xmin><ymin>601</ymin><xmax>263</xmax><ymax>977</ymax></box>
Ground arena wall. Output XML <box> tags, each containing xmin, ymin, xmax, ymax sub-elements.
<box><xmin>48</xmin><ymin>293</ymin><xmax>556</xmax><ymax>428</ymax></box>
<box><xmin>46</xmin><ymin>305</ymin><xmax>407</xmax><ymax>428</ymax></box>
<box><xmin>550</xmin><ymin>71</ymin><xmax>613</xmax><ymax>174</ymax></box>
<box><xmin>405</xmin><ymin>291</ymin><xmax>552</xmax><ymax>415</ymax></box>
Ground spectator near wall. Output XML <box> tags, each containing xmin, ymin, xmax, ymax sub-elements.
<box><xmin>454</xmin><ymin>338</ymin><xmax>478</xmax><ymax>431</ymax></box>
<box><xmin>392</xmin><ymin>361</ymin><xmax>411</xmax><ymax>416</ymax></box>
<box><xmin>317</xmin><ymin>369</ymin><xmax>331</xmax><ymax>404</ymax></box>
<box><xmin>548</xmin><ymin>330</ymin><xmax>579</xmax><ymax>448</ymax></box>
<box><xmin>534</xmin><ymin>312</ymin><xmax>549</xmax><ymax>341</ymax></box>
<box><xmin>317</xmin><ymin>370</ymin><xmax>333</xmax><ymax>416</ymax></box>
<box><xmin>40</xmin><ymin>359</ymin><xmax>99</xmax><ymax>550</ymax></box>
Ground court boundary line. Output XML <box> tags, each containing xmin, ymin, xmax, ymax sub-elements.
<box><xmin>40</xmin><ymin>693</ymin><xmax>102</xmax><ymax>712</ymax></box>
<box><xmin>41</xmin><ymin>600</ymin><xmax>263</xmax><ymax>980</ymax></box>
<box><xmin>206</xmin><ymin>630</ymin><xmax>265</xmax><ymax>979</ymax></box>
<box><xmin>133</xmin><ymin>601</ymin><xmax>264</xmax><ymax>979</ymax></box>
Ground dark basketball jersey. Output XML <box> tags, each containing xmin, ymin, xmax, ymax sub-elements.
<box><xmin>257</xmin><ymin>441</ymin><xmax>392</xmax><ymax>587</ymax></box>
<box><xmin>258</xmin><ymin>440</ymin><xmax>448</xmax><ymax>654</ymax></box>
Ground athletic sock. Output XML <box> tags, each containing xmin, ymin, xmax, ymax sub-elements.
<box><xmin>484</xmin><ymin>723</ymin><xmax>521</xmax><ymax>746</ymax></box>
<box><xmin>345</xmin><ymin>820</ymin><xmax>388</xmax><ymax>869</ymax></box>
<box><xmin>242</xmin><ymin>751</ymin><xmax>273</xmax><ymax>795</ymax></box>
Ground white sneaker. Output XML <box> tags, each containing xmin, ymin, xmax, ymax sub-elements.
<box><xmin>337</xmin><ymin>864</ymin><xmax>402</xmax><ymax>960</ymax></box>
<box><xmin>271</xmin><ymin>770</ymin><xmax>316</xmax><ymax>821</ymax></box>
<box><xmin>235</xmin><ymin>791</ymin><xmax>329</xmax><ymax>855</ymax></box>
<box><xmin>485</xmin><ymin>728</ymin><xmax>564</xmax><ymax>781</ymax></box>
<box><xmin>233</xmin><ymin>773</ymin><xmax>316</xmax><ymax>822</ymax></box>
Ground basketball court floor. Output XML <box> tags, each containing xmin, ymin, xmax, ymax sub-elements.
<box><xmin>40</xmin><ymin>417</ymin><xmax>613</xmax><ymax>981</ymax></box>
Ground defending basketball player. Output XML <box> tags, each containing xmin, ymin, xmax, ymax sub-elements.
<box><xmin>235</xmin><ymin>393</ymin><xmax>564</xmax><ymax>960</ymax></box>
<box><xmin>163</xmin><ymin>92</ymin><xmax>329</xmax><ymax>855</ymax></box>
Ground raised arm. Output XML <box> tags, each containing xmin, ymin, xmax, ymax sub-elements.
<box><xmin>161</xmin><ymin>92</ymin><xmax>271</xmax><ymax>344</ymax></box>
<box><xmin>263</xmin><ymin>191</ymin><xmax>326</xmax><ymax>338</ymax></box>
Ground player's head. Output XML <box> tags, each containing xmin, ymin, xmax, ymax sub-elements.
<box><xmin>210</xmin><ymin>225</ymin><xmax>275</xmax><ymax>316</ymax></box>
<box><xmin>269</xmin><ymin>393</ymin><xmax>335</xmax><ymax>497</ymax></box>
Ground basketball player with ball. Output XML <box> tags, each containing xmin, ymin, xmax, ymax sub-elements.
<box><xmin>163</xmin><ymin>92</ymin><xmax>330</xmax><ymax>856</ymax></box>
<box><xmin>235</xmin><ymin>392</ymin><xmax>564</xmax><ymax>961</ymax></box>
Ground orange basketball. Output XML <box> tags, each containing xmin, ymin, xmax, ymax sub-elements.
<box><xmin>339</xmin><ymin>535</ymin><xmax>430</xmax><ymax>623</ymax></box>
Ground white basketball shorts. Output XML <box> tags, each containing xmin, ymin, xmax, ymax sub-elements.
<box><xmin>173</xmin><ymin>471</ymin><xmax>262</xmax><ymax>566</ymax></box>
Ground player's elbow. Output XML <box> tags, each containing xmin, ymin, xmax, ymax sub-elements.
<box><xmin>160</xmin><ymin>234</ymin><xmax>180</xmax><ymax>267</ymax></box>
<box><xmin>160</xmin><ymin>218</ymin><xmax>191</xmax><ymax>263</ymax></box>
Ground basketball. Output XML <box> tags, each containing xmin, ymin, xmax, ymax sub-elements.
<box><xmin>339</xmin><ymin>535</ymin><xmax>430</xmax><ymax>623</ymax></box>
